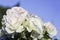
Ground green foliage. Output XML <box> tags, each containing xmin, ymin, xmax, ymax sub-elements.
<box><xmin>0</xmin><ymin>6</ymin><xmax>8</xmax><ymax>29</ymax></box>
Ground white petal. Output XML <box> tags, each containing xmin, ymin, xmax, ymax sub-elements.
<box><xmin>5</xmin><ymin>27</ymin><xmax>14</xmax><ymax>34</ymax></box>
<box><xmin>16</xmin><ymin>26</ymin><xmax>24</xmax><ymax>33</ymax></box>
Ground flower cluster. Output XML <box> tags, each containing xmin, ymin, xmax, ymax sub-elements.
<box><xmin>0</xmin><ymin>7</ymin><xmax>57</xmax><ymax>40</ymax></box>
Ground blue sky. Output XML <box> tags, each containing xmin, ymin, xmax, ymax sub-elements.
<box><xmin>0</xmin><ymin>0</ymin><xmax>60</xmax><ymax>39</ymax></box>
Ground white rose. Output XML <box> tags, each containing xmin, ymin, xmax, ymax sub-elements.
<box><xmin>2</xmin><ymin>7</ymin><xmax>28</xmax><ymax>34</ymax></box>
<box><xmin>44</xmin><ymin>22</ymin><xmax>57</xmax><ymax>37</ymax></box>
<box><xmin>29</xmin><ymin>15</ymin><xmax>43</xmax><ymax>34</ymax></box>
<box><xmin>23</xmin><ymin>14</ymin><xmax>43</xmax><ymax>35</ymax></box>
<box><xmin>6</xmin><ymin>7</ymin><xmax>28</xmax><ymax>28</ymax></box>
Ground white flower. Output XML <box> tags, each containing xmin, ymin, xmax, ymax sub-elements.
<box><xmin>23</xmin><ymin>14</ymin><xmax>43</xmax><ymax>36</ymax></box>
<box><xmin>44</xmin><ymin>22</ymin><xmax>57</xmax><ymax>37</ymax></box>
<box><xmin>29</xmin><ymin>14</ymin><xmax>43</xmax><ymax>34</ymax></box>
<box><xmin>2</xmin><ymin>7</ymin><xmax>28</xmax><ymax>34</ymax></box>
<box><xmin>6</xmin><ymin>7</ymin><xmax>28</xmax><ymax>27</ymax></box>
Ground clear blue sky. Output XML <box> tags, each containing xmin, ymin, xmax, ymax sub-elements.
<box><xmin>0</xmin><ymin>0</ymin><xmax>60</xmax><ymax>39</ymax></box>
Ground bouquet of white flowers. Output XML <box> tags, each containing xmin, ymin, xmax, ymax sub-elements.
<box><xmin>0</xmin><ymin>7</ymin><xmax>57</xmax><ymax>40</ymax></box>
